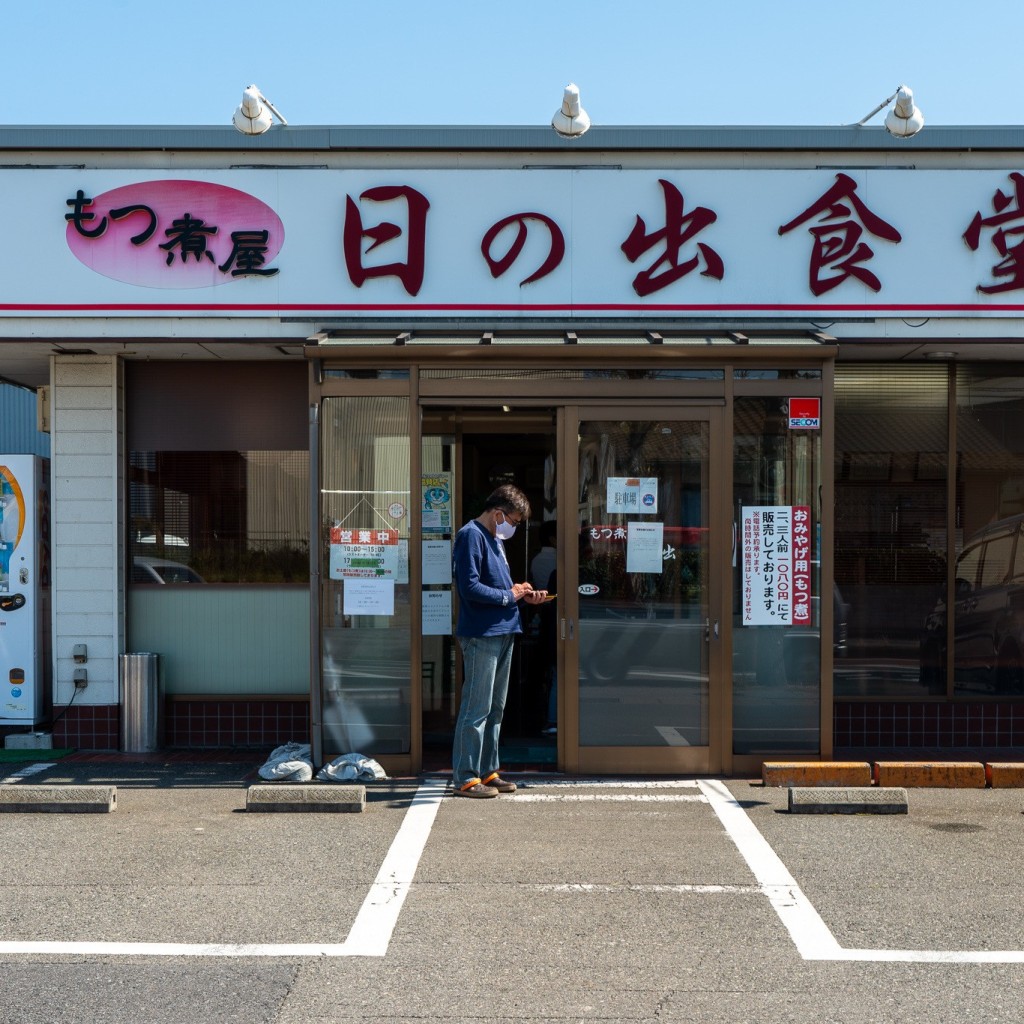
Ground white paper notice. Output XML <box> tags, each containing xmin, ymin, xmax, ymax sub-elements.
<box><xmin>626</xmin><ymin>522</ymin><xmax>664</xmax><ymax>573</ymax></box>
<box><xmin>741</xmin><ymin>505</ymin><xmax>799</xmax><ymax>625</ymax></box>
<box><xmin>422</xmin><ymin>589</ymin><xmax>453</xmax><ymax>635</ymax></box>
<box><xmin>422</xmin><ymin>539</ymin><xmax>453</xmax><ymax>585</ymax></box>
<box><xmin>344</xmin><ymin>578</ymin><xmax>395</xmax><ymax>616</ymax></box>
<box><xmin>607</xmin><ymin>477</ymin><xmax>659</xmax><ymax>515</ymax></box>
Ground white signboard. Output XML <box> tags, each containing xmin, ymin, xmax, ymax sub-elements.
<box><xmin>13</xmin><ymin>168</ymin><xmax>1024</xmax><ymax>319</ymax></box>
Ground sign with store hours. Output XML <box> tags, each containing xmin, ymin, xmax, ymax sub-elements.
<box><xmin>329</xmin><ymin>527</ymin><xmax>401</xmax><ymax>579</ymax></box>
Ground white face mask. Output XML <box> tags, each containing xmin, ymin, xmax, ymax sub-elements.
<box><xmin>495</xmin><ymin>511</ymin><xmax>517</xmax><ymax>541</ymax></box>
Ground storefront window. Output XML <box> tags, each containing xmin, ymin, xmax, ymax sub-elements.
<box><xmin>319</xmin><ymin>395</ymin><xmax>411</xmax><ymax>754</ymax></box>
<box><xmin>951</xmin><ymin>367</ymin><xmax>1024</xmax><ymax>696</ymax></box>
<box><xmin>125</xmin><ymin>362</ymin><xmax>312</xmax><ymax>698</ymax></box>
<box><xmin>733</xmin><ymin>397</ymin><xmax>821</xmax><ymax>753</ymax></box>
<box><xmin>126</xmin><ymin>361</ymin><xmax>310</xmax><ymax>587</ymax></box>
<box><xmin>834</xmin><ymin>366</ymin><xmax>948</xmax><ymax>697</ymax></box>
<box><xmin>129</xmin><ymin>452</ymin><xmax>308</xmax><ymax>583</ymax></box>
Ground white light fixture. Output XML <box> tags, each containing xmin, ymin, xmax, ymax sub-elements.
<box><xmin>232</xmin><ymin>84</ymin><xmax>288</xmax><ymax>135</ymax></box>
<box><xmin>856</xmin><ymin>85</ymin><xmax>924</xmax><ymax>138</ymax></box>
<box><xmin>551</xmin><ymin>82</ymin><xmax>591</xmax><ymax>139</ymax></box>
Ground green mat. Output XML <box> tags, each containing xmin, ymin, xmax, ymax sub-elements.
<box><xmin>0</xmin><ymin>747</ymin><xmax>72</xmax><ymax>763</ymax></box>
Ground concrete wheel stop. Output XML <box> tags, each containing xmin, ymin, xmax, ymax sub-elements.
<box><xmin>788</xmin><ymin>786</ymin><xmax>908</xmax><ymax>814</ymax></box>
<box><xmin>0</xmin><ymin>785</ymin><xmax>117</xmax><ymax>813</ymax></box>
<box><xmin>246</xmin><ymin>783</ymin><xmax>366</xmax><ymax>812</ymax></box>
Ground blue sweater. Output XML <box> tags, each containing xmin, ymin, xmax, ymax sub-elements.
<box><xmin>452</xmin><ymin>520</ymin><xmax>521</xmax><ymax>637</ymax></box>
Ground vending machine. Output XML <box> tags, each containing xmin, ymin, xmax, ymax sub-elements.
<box><xmin>0</xmin><ymin>456</ymin><xmax>50</xmax><ymax>725</ymax></box>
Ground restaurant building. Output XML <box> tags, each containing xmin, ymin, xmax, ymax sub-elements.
<box><xmin>2</xmin><ymin>118</ymin><xmax>1024</xmax><ymax>775</ymax></box>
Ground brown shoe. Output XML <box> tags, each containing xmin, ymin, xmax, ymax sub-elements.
<box><xmin>453</xmin><ymin>779</ymin><xmax>498</xmax><ymax>798</ymax></box>
<box><xmin>482</xmin><ymin>772</ymin><xmax>517</xmax><ymax>793</ymax></box>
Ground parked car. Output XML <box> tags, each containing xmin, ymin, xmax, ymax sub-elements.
<box><xmin>132</xmin><ymin>557</ymin><xmax>205</xmax><ymax>584</ymax></box>
<box><xmin>920</xmin><ymin>514</ymin><xmax>1024</xmax><ymax>694</ymax></box>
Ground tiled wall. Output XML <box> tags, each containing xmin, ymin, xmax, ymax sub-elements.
<box><xmin>835</xmin><ymin>701</ymin><xmax>1024</xmax><ymax>749</ymax></box>
<box><xmin>52</xmin><ymin>705</ymin><xmax>119</xmax><ymax>750</ymax></box>
<box><xmin>51</xmin><ymin>698</ymin><xmax>1024</xmax><ymax>753</ymax></box>
<box><xmin>166</xmin><ymin>699</ymin><xmax>310</xmax><ymax>748</ymax></box>
<box><xmin>51</xmin><ymin>699</ymin><xmax>310</xmax><ymax>750</ymax></box>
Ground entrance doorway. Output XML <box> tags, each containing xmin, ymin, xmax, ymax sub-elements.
<box><xmin>421</xmin><ymin>409</ymin><xmax>558</xmax><ymax>770</ymax></box>
<box><xmin>567</xmin><ymin>407</ymin><xmax>721</xmax><ymax>774</ymax></box>
<box><xmin>421</xmin><ymin>404</ymin><xmax>723</xmax><ymax>775</ymax></box>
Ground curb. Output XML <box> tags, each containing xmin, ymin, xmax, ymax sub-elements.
<box><xmin>764</xmin><ymin>760</ymin><xmax>1024</xmax><ymax>788</ymax></box>
<box><xmin>762</xmin><ymin>762</ymin><xmax>872</xmax><ymax>787</ymax></box>
<box><xmin>985</xmin><ymin>762</ymin><xmax>1024</xmax><ymax>788</ymax></box>
<box><xmin>874</xmin><ymin>761</ymin><xmax>986</xmax><ymax>788</ymax></box>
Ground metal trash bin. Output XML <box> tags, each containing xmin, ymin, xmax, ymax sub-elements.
<box><xmin>119</xmin><ymin>652</ymin><xmax>161</xmax><ymax>753</ymax></box>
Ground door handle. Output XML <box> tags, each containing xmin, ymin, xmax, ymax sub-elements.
<box><xmin>705</xmin><ymin>618</ymin><xmax>719</xmax><ymax>641</ymax></box>
<box><xmin>561</xmin><ymin>617</ymin><xmax>575</xmax><ymax>641</ymax></box>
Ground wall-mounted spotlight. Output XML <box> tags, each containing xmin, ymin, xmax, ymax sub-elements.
<box><xmin>856</xmin><ymin>85</ymin><xmax>924</xmax><ymax>138</ymax></box>
<box><xmin>232</xmin><ymin>84</ymin><xmax>288</xmax><ymax>135</ymax></box>
<box><xmin>551</xmin><ymin>82</ymin><xmax>591</xmax><ymax>139</ymax></box>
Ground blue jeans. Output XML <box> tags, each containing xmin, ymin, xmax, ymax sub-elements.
<box><xmin>452</xmin><ymin>634</ymin><xmax>515</xmax><ymax>787</ymax></box>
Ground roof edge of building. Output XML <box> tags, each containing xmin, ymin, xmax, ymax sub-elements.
<box><xmin>0</xmin><ymin>123</ymin><xmax>1021</xmax><ymax>153</ymax></box>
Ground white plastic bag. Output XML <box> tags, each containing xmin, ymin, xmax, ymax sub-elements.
<box><xmin>316</xmin><ymin>752</ymin><xmax>388</xmax><ymax>782</ymax></box>
<box><xmin>258</xmin><ymin>741</ymin><xmax>314</xmax><ymax>781</ymax></box>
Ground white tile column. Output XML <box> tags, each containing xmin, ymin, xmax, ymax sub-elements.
<box><xmin>50</xmin><ymin>355</ymin><xmax>124</xmax><ymax>715</ymax></box>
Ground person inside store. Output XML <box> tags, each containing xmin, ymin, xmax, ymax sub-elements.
<box><xmin>451</xmin><ymin>483</ymin><xmax>548</xmax><ymax>798</ymax></box>
<box><xmin>529</xmin><ymin>520</ymin><xmax>558</xmax><ymax>736</ymax></box>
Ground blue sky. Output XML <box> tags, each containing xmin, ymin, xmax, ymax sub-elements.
<box><xmin>6</xmin><ymin>0</ymin><xmax>1023</xmax><ymax>128</ymax></box>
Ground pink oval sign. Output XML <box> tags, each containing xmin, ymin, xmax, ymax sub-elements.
<box><xmin>65</xmin><ymin>180</ymin><xmax>284</xmax><ymax>289</ymax></box>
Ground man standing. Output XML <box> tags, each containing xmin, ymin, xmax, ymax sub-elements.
<box><xmin>451</xmin><ymin>484</ymin><xmax>547</xmax><ymax>798</ymax></box>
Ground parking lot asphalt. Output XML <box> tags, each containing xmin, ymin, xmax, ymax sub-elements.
<box><xmin>1</xmin><ymin>756</ymin><xmax>1024</xmax><ymax>1023</ymax></box>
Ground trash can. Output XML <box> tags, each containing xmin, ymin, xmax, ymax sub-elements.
<box><xmin>119</xmin><ymin>652</ymin><xmax>161</xmax><ymax>753</ymax></box>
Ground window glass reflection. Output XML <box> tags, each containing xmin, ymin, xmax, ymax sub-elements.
<box><xmin>952</xmin><ymin>367</ymin><xmax>1024</xmax><ymax>696</ymax></box>
<box><xmin>733</xmin><ymin>397</ymin><xmax>820</xmax><ymax>752</ymax></box>
<box><xmin>834</xmin><ymin>366</ymin><xmax>947</xmax><ymax>698</ymax></box>
<box><xmin>320</xmin><ymin>396</ymin><xmax>411</xmax><ymax>754</ymax></box>
<box><xmin>576</xmin><ymin>418</ymin><xmax>709</xmax><ymax>747</ymax></box>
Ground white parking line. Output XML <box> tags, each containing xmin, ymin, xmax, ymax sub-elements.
<box><xmin>518</xmin><ymin>778</ymin><xmax>701</xmax><ymax>788</ymax></box>
<box><xmin>698</xmin><ymin>778</ymin><xmax>1024</xmax><ymax>965</ymax></box>
<box><xmin>0</xmin><ymin>778</ymin><xmax>447</xmax><ymax>959</ymax></box>
<box><xmin>527</xmin><ymin>883</ymin><xmax>761</xmax><ymax>894</ymax></box>
<box><xmin>0</xmin><ymin>763</ymin><xmax>55</xmax><ymax>784</ymax></box>
<box><xmin>513</xmin><ymin>793</ymin><xmax>706</xmax><ymax>802</ymax></box>
<box><xmin>4</xmin><ymin>774</ymin><xmax>1019</xmax><ymax>964</ymax></box>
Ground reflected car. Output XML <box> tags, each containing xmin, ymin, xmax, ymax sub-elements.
<box><xmin>135</xmin><ymin>532</ymin><xmax>190</xmax><ymax>548</ymax></box>
<box><xmin>132</xmin><ymin>557</ymin><xmax>205</xmax><ymax>584</ymax></box>
<box><xmin>781</xmin><ymin>585</ymin><xmax>849</xmax><ymax>685</ymax></box>
<box><xmin>920</xmin><ymin>514</ymin><xmax>1024</xmax><ymax>694</ymax></box>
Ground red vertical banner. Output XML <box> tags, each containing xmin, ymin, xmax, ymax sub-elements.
<box><xmin>792</xmin><ymin>505</ymin><xmax>812</xmax><ymax>624</ymax></box>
